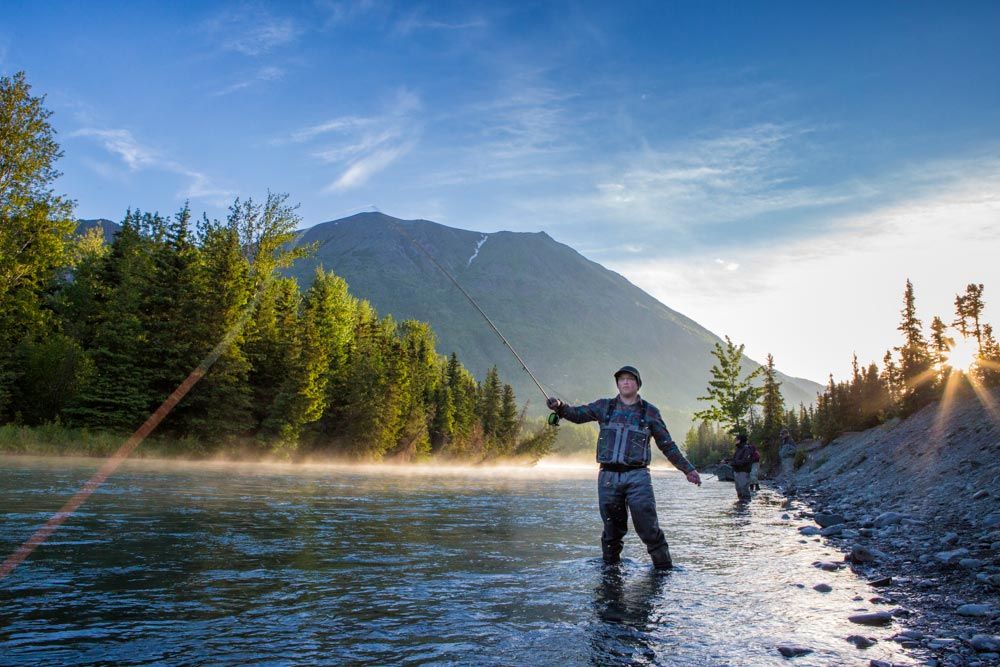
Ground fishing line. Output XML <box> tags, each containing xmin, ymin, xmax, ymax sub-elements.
<box><xmin>389</xmin><ymin>220</ymin><xmax>553</xmax><ymax>404</ymax></box>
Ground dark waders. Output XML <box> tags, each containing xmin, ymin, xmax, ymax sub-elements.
<box><xmin>598</xmin><ymin>467</ymin><xmax>672</xmax><ymax>569</ymax></box>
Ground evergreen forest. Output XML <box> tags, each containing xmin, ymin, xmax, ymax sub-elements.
<box><xmin>0</xmin><ymin>71</ymin><xmax>555</xmax><ymax>462</ymax></box>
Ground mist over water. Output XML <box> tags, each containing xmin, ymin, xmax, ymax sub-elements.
<box><xmin>1</xmin><ymin>456</ymin><xmax>915</xmax><ymax>666</ymax></box>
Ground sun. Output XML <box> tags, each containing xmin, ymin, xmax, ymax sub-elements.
<box><xmin>946</xmin><ymin>336</ymin><xmax>979</xmax><ymax>373</ymax></box>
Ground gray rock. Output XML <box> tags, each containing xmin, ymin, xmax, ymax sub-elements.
<box><xmin>896</xmin><ymin>630</ymin><xmax>924</xmax><ymax>639</ymax></box>
<box><xmin>971</xmin><ymin>635</ymin><xmax>1000</xmax><ymax>652</ymax></box>
<box><xmin>935</xmin><ymin>548</ymin><xmax>970</xmax><ymax>564</ymax></box>
<box><xmin>777</xmin><ymin>645</ymin><xmax>813</xmax><ymax>658</ymax></box>
<box><xmin>874</xmin><ymin>511</ymin><xmax>905</xmax><ymax>527</ymax></box>
<box><xmin>983</xmin><ymin>513</ymin><xmax>1000</xmax><ymax>529</ymax></box>
<box><xmin>957</xmin><ymin>603</ymin><xmax>996</xmax><ymax>617</ymax></box>
<box><xmin>869</xmin><ymin>576</ymin><xmax>893</xmax><ymax>587</ymax></box>
<box><xmin>869</xmin><ymin>660</ymin><xmax>893</xmax><ymax>667</ymax></box>
<box><xmin>814</xmin><ymin>512</ymin><xmax>847</xmax><ymax>528</ymax></box>
<box><xmin>940</xmin><ymin>532</ymin><xmax>959</xmax><ymax>545</ymax></box>
<box><xmin>846</xmin><ymin>635</ymin><xmax>876</xmax><ymax>649</ymax></box>
<box><xmin>848</xmin><ymin>611</ymin><xmax>893</xmax><ymax>626</ymax></box>
<box><xmin>850</xmin><ymin>545</ymin><xmax>888</xmax><ymax>563</ymax></box>
<box><xmin>799</xmin><ymin>526</ymin><xmax>821</xmax><ymax>536</ymax></box>
<box><xmin>928</xmin><ymin>638</ymin><xmax>959</xmax><ymax>649</ymax></box>
<box><xmin>960</xmin><ymin>558</ymin><xmax>985</xmax><ymax>569</ymax></box>
<box><xmin>813</xmin><ymin>583</ymin><xmax>832</xmax><ymax>593</ymax></box>
<box><xmin>781</xmin><ymin>513</ymin><xmax>791</xmax><ymax>520</ymax></box>
<box><xmin>973</xmin><ymin>489</ymin><xmax>990</xmax><ymax>500</ymax></box>
<box><xmin>820</xmin><ymin>525</ymin><xmax>844</xmax><ymax>536</ymax></box>
<box><xmin>817</xmin><ymin>561</ymin><xmax>841</xmax><ymax>571</ymax></box>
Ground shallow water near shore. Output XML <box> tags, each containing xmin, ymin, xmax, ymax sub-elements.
<box><xmin>1</xmin><ymin>456</ymin><xmax>918</xmax><ymax>665</ymax></box>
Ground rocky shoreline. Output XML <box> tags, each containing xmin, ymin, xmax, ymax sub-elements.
<box><xmin>774</xmin><ymin>386</ymin><xmax>1000</xmax><ymax>666</ymax></box>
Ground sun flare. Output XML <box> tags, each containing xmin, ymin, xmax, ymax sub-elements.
<box><xmin>946</xmin><ymin>336</ymin><xmax>980</xmax><ymax>372</ymax></box>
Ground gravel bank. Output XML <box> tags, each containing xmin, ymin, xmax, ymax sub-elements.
<box><xmin>780</xmin><ymin>385</ymin><xmax>1000</xmax><ymax>666</ymax></box>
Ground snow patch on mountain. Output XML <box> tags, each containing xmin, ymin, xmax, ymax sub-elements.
<box><xmin>467</xmin><ymin>234</ymin><xmax>488</xmax><ymax>266</ymax></box>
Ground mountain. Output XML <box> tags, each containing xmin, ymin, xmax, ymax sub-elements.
<box><xmin>76</xmin><ymin>218</ymin><xmax>119</xmax><ymax>243</ymax></box>
<box><xmin>286</xmin><ymin>212</ymin><xmax>822</xmax><ymax>429</ymax></box>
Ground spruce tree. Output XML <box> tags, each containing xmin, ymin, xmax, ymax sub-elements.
<box><xmin>758</xmin><ymin>353</ymin><xmax>785</xmax><ymax>465</ymax></box>
<box><xmin>896</xmin><ymin>280</ymin><xmax>935</xmax><ymax>415</ymax></box>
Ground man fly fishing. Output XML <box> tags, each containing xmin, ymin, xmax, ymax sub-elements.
<box><xmin>547</xmin><ymin>366</ymin><xmax>701</xmax><ymax>570</ymax></box>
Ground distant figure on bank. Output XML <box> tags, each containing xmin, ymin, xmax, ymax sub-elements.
<box><xmin>748</xmin><ymin>441</ymin><xmax>761</xmax><ymax>492</ymax></box>
<box><xmin>778</xmin><ymin>428</ymin><xmax>798</xmax><ymax>490</ymax></box>
<box><xmin>547</xmin><ymin>366</ymin><xmax>701</xmax><ymax>570</ymax></box>
<box><xmin>730</xmin><ymin>433</ymin><xmax>754</xmax><ymax>501</ymax></box>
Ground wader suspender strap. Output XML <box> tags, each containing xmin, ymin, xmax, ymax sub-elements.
<box><xmin>603</xmin><ymin>398</ymin><xmax>617</xmax><ymax>425</ymax></box>
<box><xmin>604</xmin><ymin>398</ymin><xmax>649</xmax><ymax>429</ymax></box>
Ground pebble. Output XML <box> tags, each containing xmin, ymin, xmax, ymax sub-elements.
<box><xmin>874</xmin><ymin>511</ymin><xmax>905</xmax><ymax>527</ymax></box>
<box><xmin>850</xmin><ymin>544</ymin><xmax>888</xmax><ymax>563</ymax></box>
<box><xmin>927</xmin><ymin>638</ymin><xmax>959</xmax><ymax>649</ymax></box>
<box><xmin>971</xmin><ymin>635</ymin><xmax>1000</xmax><ymax>652</ymax></box>
<box><xmin>814</xmin><ymin>512</ymin><xmax>847</xmax><ymax>528</ymax></box>
<box><xmin>799</xmin><ymin>526</ymin><xmax>821</xmax><ymax>536</ymax></box>
<box><xmin>781</xmin><ymin>513</ymin><xmax>790</xmax><ymax>520</ymax></box>
<box><xmin>777</xmin><ymin>645</ymin><xmax>813</xmax><ymax>658</ymax></box>
<box><xmin>869</xmin><ymin>576</ymin><xmax>893</xmax><ymax>587</ymax></box>
<box><xmin>813</xmin><ymin>583</ymin><xmax>832</xmax><ymax>593</ymax></box>
<box><xmin>820</xmin><ymin>524</ymin><xmax>844</xmax><ymax>536</ymax></box>
<box><xmin>846</xmin><ymin>635</ymin><xmax>877</xmax><ymax>649</ymax></box>
<box><xmin>817</xmin><ymin>561</ymin><xmax>841</xmax><ymax>571</ymax></box>
<box><xmin>959</xmin><ymin>558</ymin><xmax>984</xmax><ymax>569</ymax></box>
<box><xmin>935</xmin><ymin>548</ymin><xmax>970</xmax><ymax>564</ymax></box>
<box><xmin>957</xmin><ymin>603</ymin><xmax>996</xmax><ymax>617</ymax></box>
<box><xmin>848</xmin><ymin>611</ymin><xmax>893</xmax><ymax>626</ymax></box>
<box><xmin>940</xmin><ymin>532</ymin><xmax>959</xmax><ymax>545</ymax></box>
<box><xmin>973</xmin><ymin>490</ymin><xmax>990</xmax><ymax>500</ymax></box>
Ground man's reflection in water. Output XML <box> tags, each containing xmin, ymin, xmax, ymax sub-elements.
<box><xmin>589</xmin><ymin>565</ymin><xmax>669</xmax><ymax>665</ymax></box>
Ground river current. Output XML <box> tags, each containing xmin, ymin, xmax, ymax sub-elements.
<box><xmin>0</xmin><ymin>456</ymin><xmax>915</xmax><ymax>666</ymax></box>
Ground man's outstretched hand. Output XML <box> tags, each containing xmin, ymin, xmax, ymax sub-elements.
<box><xmin>546</xmin><ymin>397</ymin><xmax>563</xmax><ymax>410</ymax></box>
<box><xmin>686</xmin><ymin>469</ymin><xmax>702</xmax><ymax>486</ymax></box>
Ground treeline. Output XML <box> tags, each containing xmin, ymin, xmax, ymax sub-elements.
<box><xmin>0</xmin><ymin>71</ymin><xmax>554</xmax><ymax>461</ymax></box>
<box><xmin>684</xmin><ymin>279</ymin><xmax>998</xmax><ymax>467</ymax></box>
<box><xmin>810</xmin><ymin>280</ymin><xmax>998</xmax><ymax>442</ymax></box>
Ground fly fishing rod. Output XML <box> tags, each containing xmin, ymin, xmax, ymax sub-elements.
<box><xmin>390</xmin><ymin>221</ymin><xmax>559</xmax><ymax>422</ymax></box>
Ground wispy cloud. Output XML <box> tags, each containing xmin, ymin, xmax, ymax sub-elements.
<box><xmin>286</xmin><ymin>87</ymin><xmax>422</xmax><ymax>192</ymax></box>
<box><xmin>393</xmin><ymin>10</ymin><xmax>487</xmax><ymax>35</ymax></box>
<box><xmin>315</xmin><ymin>0</ymin><xmax>390</xmax><ymax>28</ymax></box>
<box><xmin>201</xmin><ymin>4</ymin><xmax>299</xmax><ymax>56</ymax></box>
<box><xmin>606</xmin><ymin>157</ymin><xmax>1000</xmax><ymax>382</ymax></box>
<box><xmin>213</xmin><ymin>65</ymin><xmax>285</xmax><ymax>96</ymax></box>
<box><xmin>71</xmin><ymin>128</ymin><xmax>234</xmax><ymax>204</ymax></box>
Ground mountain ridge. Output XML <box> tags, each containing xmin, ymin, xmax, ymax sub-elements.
<box><xmin>286</xmin><ymin>212</ymin><xmax>822</xmax><ymax>428</ymax></box>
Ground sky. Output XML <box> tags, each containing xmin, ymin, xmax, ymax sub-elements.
<box><xmin>3</xmin><ymin>1</ymin><xmax>999</xmax><ymax>384</ymax></box>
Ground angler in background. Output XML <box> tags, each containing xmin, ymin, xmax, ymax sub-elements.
<box><xmin>730</xmin><ymin>434</ymin><xmax>754</xmax><ymax>502</ymax></box>
<box><xmin>547</xmin><ymin>366</ymin><xmax>701</xmax><ymax>570</ymax></box>
<box><xmin>778</xmin><ymin>428</ymin><xmax>798</xmax><ymax>493</ymax></box>
<box><xmin>748</xmin><ymin>439</ymin><xmax>761</xmax><ymax>492</ymax></box>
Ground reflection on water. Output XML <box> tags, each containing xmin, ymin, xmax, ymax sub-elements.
<box><xmin>0</xmin><ymin>456</ymin><xmax>916</xmax><ymax>666</ymax></box>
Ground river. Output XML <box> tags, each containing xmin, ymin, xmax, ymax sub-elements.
<box><xmin>0</xmin><ymin>456</ymin><xmax>917</xmax><ymax>665</ymax></box>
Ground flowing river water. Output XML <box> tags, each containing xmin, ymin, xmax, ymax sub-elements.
<box><xmin>0</xmin><ymin>456</ymin><xmax>917</xmax><ymax>666</ymax></box>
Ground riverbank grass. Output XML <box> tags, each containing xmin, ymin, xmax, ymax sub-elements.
<box><xmin>0</xmin><ymin>423</ymin><xmax>208</xmax><ymax>459</ymax></box>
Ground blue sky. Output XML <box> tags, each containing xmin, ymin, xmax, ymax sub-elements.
<box><xmin>3</xmin><ymin>1</ymin><xmax>999</xmax><ymax>383</ymax></box>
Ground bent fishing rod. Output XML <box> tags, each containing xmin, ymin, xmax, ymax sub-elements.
<box><xmin>389</xmin><ymin>221</ymin><xmax>560</xmax><ymax>421</ymax></box>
